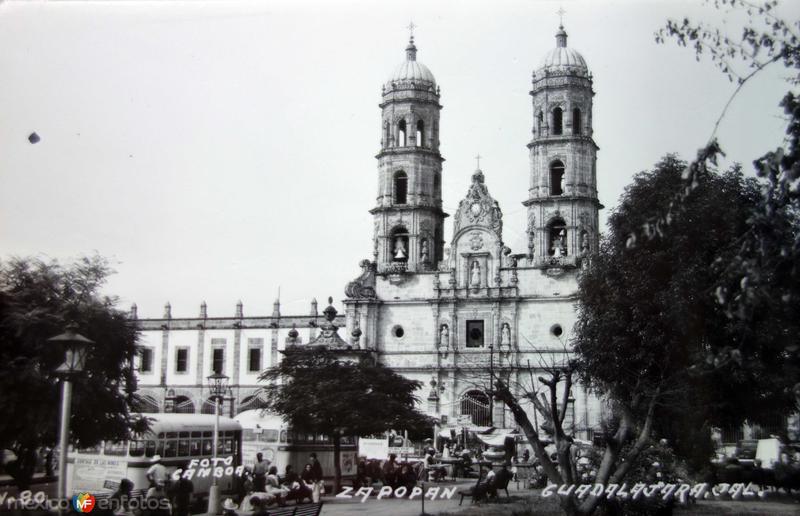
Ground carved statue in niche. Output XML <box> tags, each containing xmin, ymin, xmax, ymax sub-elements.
<box><xmin>501</xmin><ymin>322</ymin><xmax>511</xmax><ymax>347</ymax></box>
<box><xmin>552</xmin><ymin>229</ymin><xmax>567</xmax><ymax>258</ymax></box>
<box><xmin>439</xmin><ymin>324</ymin><xmax>449</xmax><ymax>348</ymax></box>
<box><xmin>420</xmin><ymin>239</ymin><xmax>430</xmax><ymax>263</ymax></box>
<box><xmin>394</xmin><ymin>238</ymin><xmax>407</xmax><ymax>260</ymax></box>
<box><xmin>580</xmin><ymin>231</ymin><xmax>589</xmax><ymax>255</ymax></box>
<box><xmin>470</xmin><ymin>261</ymin><xmax>481</xmax><ymax>287</ymax></box>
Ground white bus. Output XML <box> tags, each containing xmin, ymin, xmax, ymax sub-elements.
<box><xmin>234</xmin><ymin>410</ymin><xmax>357</xmax><ymax>480</ymax></box>
<box><xmin>66</xmin><ymin>413</ymin><xmax>242</xmax><ymax>500</ymax></box>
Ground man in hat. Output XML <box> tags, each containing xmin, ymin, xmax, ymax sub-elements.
<box><xmin>147</xmin><ymin>455</ymin><xmax>169</xmax><ymax>489</ymax></box>
<box><xmin>221</xmin><ymin>498</ymin><xmax>239</xmax><ymax>516</ymax></box>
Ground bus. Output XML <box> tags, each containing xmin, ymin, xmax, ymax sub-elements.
<box><xmin>66</xmin><ymin>413</ymin><xmax>242</xmax><ymax>500</ymax></box>
<box><xmin>234</xmin><ymin>410</ymin><xmax>357</xmax><ymax>481</ymax></box>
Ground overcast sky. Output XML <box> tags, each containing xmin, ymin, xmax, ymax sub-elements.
<box><xmin>0</xmin><ymin>0</ymin><xmax>793</xmax><ymax>318</ymax></box>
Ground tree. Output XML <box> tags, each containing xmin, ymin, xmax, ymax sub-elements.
<box><xmin>0</xmin><ymin>255</ymin><xmax>145</xmax><ymax>489</ymax></box>
<box><xmin>258</xmin><ymin>347</ymin><xmax>432</xmax><ymax>493</ymax></box>
<box><xmin>654</xmin><ymin>0</ymin><xmax>800</xmax><ymax>414</ymax></box>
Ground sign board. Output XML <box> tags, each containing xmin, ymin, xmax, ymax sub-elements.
<box><xmin>358</xmin><ymin>438</ymin><xmax>389</xmax><ymax>459</ymax></box>
<box><xmin>72</xmin><ymin>456</ymin><xmax>126</xmax><ymax>493</ymax></box>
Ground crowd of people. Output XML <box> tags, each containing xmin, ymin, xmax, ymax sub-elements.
<box><xmin>95</xmin><ymin>451</ymin><xmax>327</xmax><ymax>516</ymax></box>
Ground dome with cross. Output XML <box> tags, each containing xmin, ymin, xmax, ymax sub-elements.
<box><xmin>538</xmin><ymin>25</ymin><xmax>588</xmax><ymax>75</ymax></box>
<box><xmin>386</xmin><ymin>36</ymin><xmax>437</xmax><ymax>89</ymax></box>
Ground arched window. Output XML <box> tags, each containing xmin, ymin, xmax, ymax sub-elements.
<box><xmin>393</xmin><ymin>171</ymin><xmax>408</xmax><ymax>204</ymax></box>
<box><xmin>573</xmin><ymin>108</ymin><xmax>582</xmax><ymax>135</ymax></box>
<box><xmin>537</xmin><ymin>111</ymin><xmax>544</xmax><ymax>136</ymax></box>
<box><xmin>548</xmin><ymin>218</ymin><xmax>567</xmax><ymax>257</ymax></box>
<box><xmin>134</xmin><ymin>394</ymin><xmax>159</xmax><ymax>413</ymax></box>
<box><xmin>173</xmin><ymin>395</ymin><xmax>195</xmax><ymax>414</ymax></box>
<box><xmin>398</xmin><ymin>119</ymin><xmax>407</xmax><ymax>147</ymax></box>
<box><xmin>553</xmin><ymin>107</ymin><xmax>563</xmax><ymax>135</ymax></box>
<box><xmin>416</xmin><ymin>120</ymin><xmax>425</xmax><ymax>147</ymax></box>
<box><xmin>390</xmin><ymin>226</ymin><xmax>409</xmax><ymax>262</ymax></box>
<box><xmin>550</xmin><ymin>160</ymin><xmax>565</xmax><ymax>196</ymax></box>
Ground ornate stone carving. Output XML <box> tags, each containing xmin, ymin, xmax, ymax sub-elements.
<box><xmin>469</xmin><ymin>232</ymin><xmax>484</xmax><ymax>251</ymax></box>
<box><xmin>452</xmin><ymin>170</ymin><xmax>503</xmax><ymax>240</ymax></box>
<box><xmin>345</xmin><ymin>260</ymin><xmax>377</xmax><ymax>299</ymax></box>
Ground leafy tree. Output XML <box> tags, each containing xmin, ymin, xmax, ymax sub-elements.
<box><xmin>258</xmin><ymin>347</ymin><xmax>432</xmax><ymax>493</ymax></box>
<box><xmin>0</xmin><ymin>255</ymin><xmax>145</xmax><ymax>489</ymax></box>
<box><xmin>655</xmin><ymin>1</ymin><xmax>800</xmax><ymax>409</ymax></box>
<box><xmin>503</xmin><ymin>155</ymin><xmax>788</xmax><ymax>515</ymax></box>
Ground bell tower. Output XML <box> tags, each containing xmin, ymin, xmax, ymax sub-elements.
<box><xmin>524</xmin><ymin>24</ymin><xmax>601</xmax><ymax>264</ymax></box>
<box><xmin>371</xmin><ymin>34</ymin><xmax>447</xmax><ymax>274</ymax></box>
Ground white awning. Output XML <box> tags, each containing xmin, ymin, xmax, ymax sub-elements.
<box><xmin>476</xmin><ymin>428</ymin><xmax>520</xmax><ymax>447</ymax></box>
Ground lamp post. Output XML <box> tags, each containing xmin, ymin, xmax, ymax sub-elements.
<box><xmin>488</xmin><ymin>343</ymin><xmax>494</xmax><ymax>426</ymax></box>
<box><xmin>48</xmin><ymin>324</ymin><xmax>93</xmax><ymax>508</ymax></box>
<box><xmin>206</xmin><ymin>372</ymin><xmax>229</xmax><ymax>516</ymax></box>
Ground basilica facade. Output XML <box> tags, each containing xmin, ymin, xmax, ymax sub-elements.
<box><xmin>133</xmin><ymin>24</ymin><xmax>603</xmax><ymax>440</ymax></box>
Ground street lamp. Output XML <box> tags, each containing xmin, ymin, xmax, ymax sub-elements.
<box><xmin>48</xmin><ymin>323</ymin><xmax>93</xmax><ymax>507</ymax></box>
<box><xmin>206</xmin><ymin>372</ymin><xmax>229</xmax><ymax>516</ymax></box>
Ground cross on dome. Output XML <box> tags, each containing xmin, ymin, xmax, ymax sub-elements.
<box><xmin>475</xmin><ymin>153</ymin><xmax>482</xmax><ymax>170</ymax></box>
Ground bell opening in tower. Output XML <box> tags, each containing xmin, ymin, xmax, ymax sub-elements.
<box><xmin>550</xmin><ymin>160</ymin><xmax>565</xmax><ymax>196</ymax></box>
<box><xmin>393</xmin><ymin>171</ymin><xmax>408</xmax><ymax>205</ymax></box>
<box><xmin>391</xmin><ymin>227</ymin><xmax>409</xmax><ymax>263</ymax></box>
<box><xmin>573</xmin><ymin>108</ymin><xmax>582</xmax><ymax>135</ymax></box>
<box><xmin>548</xmin><ymin>219</ymin><xmax>568</xmax><ymax>257</ymax></box>
<box><xmin>416</xmin><ymin>120</ymin><xmax>425</xmax><ymax>148</ymax></box>
<box><xmin>398</xmin><ymin>119</ymin><xmax>407</xmax><ymax>147</ymax></box>
<box><xmin>552</xmin><ymin>107</ymin><xmax>563</xmax><ymax>135</ymax></box>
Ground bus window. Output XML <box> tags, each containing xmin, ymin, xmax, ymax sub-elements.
<box><xmin>261</xmin><ymin>430</ymin><xmax>279</xmax><ymax>443</ymax></box>
<box><xmin>287</xmin><ymin>432</ymin><xmax>294</xmax><ymax>444</ymax></box>
<box><xmin>145</xmin><ymin>440</ymin><xmax>157</xmax><ymax>458</ymax></box>
<box><xmin>104</xmin><ymin>441</ymin><xmax>127</xmax><ymax>456</ymax></box>
<box><xmin>279</xmin><ymin>430</ymin><xmax>287</xmax><ymax>443</ymax></box>
<box><xmin>78</xmin><ymin>445</ymin><xmax>101</xmax><ymax>454</ymax></box>
<box><xmin>164</xmin><ymin>440</ymin><xmax>177</xmax><ymax>458</ymax></box>
<box><xmin>191</xmin><ymin>431</ymin><xmax>201</xmax><ymax>438</ymax></box>
<box><xmin>190</xmin><ymin>439</ymin><xmax>202</xmax><ymax>457</ymax></box>
<box><xmin>203</xmin><ymin>431</ymin><xmax>212</xmax><ymax>438</ymax></box>
<box><xmin>178</xmin><ymin>440</ymin><xmax>190</xmax><ymax>457</ymax></box>
<box><xmin>223</xmin><ymin>439</ymin><xmax>234</xmax><ymax>454</ymax></box>
<box><xmin>166</xmin><ymin>432</ymin><xmax>178</xmax><ymax>439</ymax></box>
<box><xmin>242</xmin><ymin>429</ymin><xmax>256</xmax><ymax>441</ymax></box>
<box><xmin>179</xmin><ymin>431</ymin><xmax>190</xmax><ymax>438</ymax></box>
<box><xmin>202</xmin><ymin>440</ymin><xmax>212</xmax><ymax>455</ymax></box>
<box><xmin>129</xmin><ymin>441</ymin><xmax>145</xmax><ymax>457</ymax></box>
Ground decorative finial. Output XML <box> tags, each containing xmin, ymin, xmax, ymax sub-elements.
<box><xmin>557</xmin><ymin>6</ymin><xmax>566</xmax><ymax>28</ymax></box>
<box><xmin>475</xmin><ymin>153</ymin><xmax>482</xmax><ymax>170</ymax></box>
<box><xmin>323</xmin><ymin>297</ymin><xmax>337</xmax><ymax>323</ymax></box>
<box><xmin>407</xmin><ymin>21</ymin><xmax>416</xmax><ymax>43</ymax></box>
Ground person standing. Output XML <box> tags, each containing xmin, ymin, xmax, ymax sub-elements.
<box><xmin>252</xmin><ymin>453</ymin><xmax>269</xmax><ymax>492</ymax></box>
<box><xmin>146</xmin><ymin>455</ymin><xmax>169</xmax><ymax>489</ymax></box>
<box><xmin>170</xmin><ymin>476</ymin><xmax>193</xmax><ymax>516</ymax></box>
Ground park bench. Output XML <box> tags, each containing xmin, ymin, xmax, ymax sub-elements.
<box><xmin>266</xmin><ymin>501</ymin><xmax>323</xmax><ymax>516</ymax></box>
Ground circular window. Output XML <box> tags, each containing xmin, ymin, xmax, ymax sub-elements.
<box><xmin>393</xmin><ymin>325</ymin><xmax>405</xmax><ymax>338</ymax></box>
<box><xmin>551</xmin><ymin>324</ymin><xmax>563</xmax><ymax>337</ymax></box>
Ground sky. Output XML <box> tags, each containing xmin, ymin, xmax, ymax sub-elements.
<box><xmin>0</xmin><ymin>0</ymin><xmax>794</xmax><ymax>318</ymax></box>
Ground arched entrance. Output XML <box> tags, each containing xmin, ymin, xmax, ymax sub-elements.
<box><xmin>460</xmin><ymin>390</ymin><xmax>491</xmax><ymax>427</ymax></box>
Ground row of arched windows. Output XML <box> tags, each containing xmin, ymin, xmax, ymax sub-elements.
<box><xmin>396</xmin><ymin>119</ymin><xmax>426</xmax><ymax>147</ymax></box>
<box><xmin>537</xmin><ymin>107</ymin><xmax>583</xmax><ymax>136</ymax></box>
